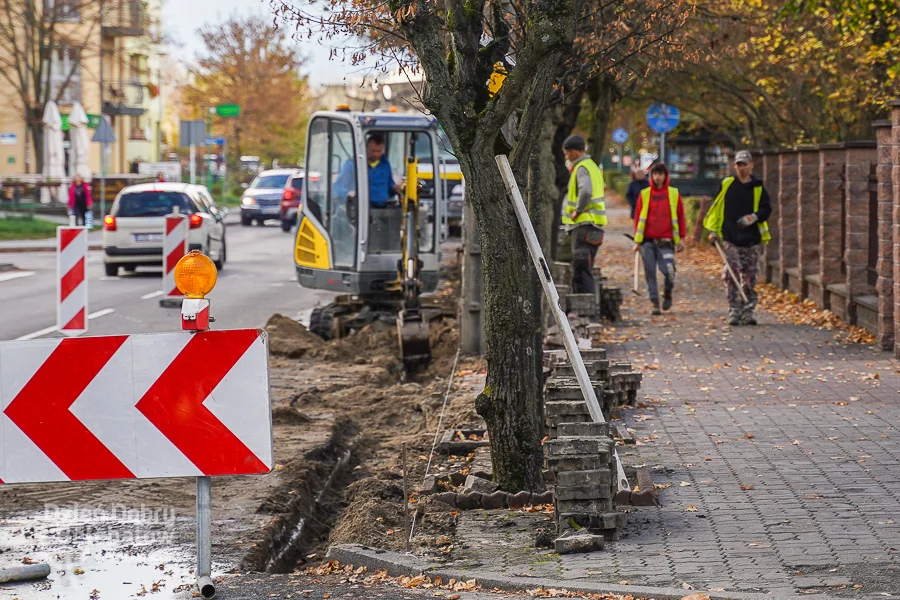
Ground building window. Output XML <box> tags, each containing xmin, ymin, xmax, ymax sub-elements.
<box><xmin>50</xmin><ymin>46</ymin><xmax>82</xmax><ymax>105</ymax></box>
<box><xmin>44</xmin><ymin>0</ymin><xmax>80</xmax><ymax>22</ymax></box>
<box><xmin>129</xmin><ymin>54</ymin><xmax>148</xmax><ymax>84</ymax></box>
<box><xmin>130</xmin><ymin>115</ymin><xmax>146</xmax><ymax>140</ymax></box>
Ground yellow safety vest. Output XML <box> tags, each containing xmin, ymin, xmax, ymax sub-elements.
<box><xmin>634</xmin><ymin>186</ymin><xmax>681</xmax><ymax>244</ymax></box>
<box><xmin>562</xmin><ymin>158</ymin><xmax>607</xmax><ymax>227</ymax></box>
<box><xmin>703</xmin><ymin>177</ymin><xmax>771</xmax><ymax>244</ymax></box>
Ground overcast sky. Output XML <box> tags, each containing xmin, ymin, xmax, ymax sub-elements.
<box><xmin>162</xmin><ymin>0</ymin><xmax>381</xmax><ymax>87</ymax></box>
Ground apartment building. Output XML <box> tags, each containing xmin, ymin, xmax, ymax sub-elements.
<box><xmin>0</xmin><ymin>0</ymin><xmax>164</xmax><ymax>176</ymax></box>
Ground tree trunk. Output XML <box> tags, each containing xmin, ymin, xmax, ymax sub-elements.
<box><xmin>549</xmin><ymin>88</ymin><xmax>585</xmax><ymax>261</ymax></box>
<box><xmin>465</xmin><ymin>155</ymin><xmax>545</xmax><ymax>492</ymax></box>
<box><xmin>30</xmin><ymin>122</ymin><xmax>43</xmax><ymax>174</ymax></box>
<box><xmin>532</xmin><ymin>104</ymin><xmax>562</xmax><ymax>259</ymax></box>
<box><xmin>586</xmin><ymin>75</ymin><xmax>619</xmax><ymax>159</ymax></box>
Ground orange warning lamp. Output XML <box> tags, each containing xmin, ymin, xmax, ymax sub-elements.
<box><xmin>174</xmin><ymin>250</ymin><xmax>217</xmax><ymax>299</ymax></box>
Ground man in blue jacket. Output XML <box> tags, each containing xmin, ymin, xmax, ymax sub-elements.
<box><xmin>335</xmin><ymin>133</ymin><xmax>403</xmax><ymax>207</ymax></box>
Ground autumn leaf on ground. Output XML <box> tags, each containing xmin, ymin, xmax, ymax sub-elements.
<box><xmin>685</xmin><ymin>505</ymin><xmax>699</xmax><ymax>512</ymax></box>
<box><xmin>740</xmin><ymin>484</ymin><xmax>755</xmax><ymax>491</ymax></box>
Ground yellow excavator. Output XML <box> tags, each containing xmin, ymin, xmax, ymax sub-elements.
<box><xmin>293</xmin><ymin>109</ymin><xmax>446</xmax><ymax>371</ymax></box>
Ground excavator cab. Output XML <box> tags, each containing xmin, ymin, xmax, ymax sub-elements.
<box><xmin>294</xmin><ymin>110</ymin><xmax>444</xmax><ymax>370</ymax></box>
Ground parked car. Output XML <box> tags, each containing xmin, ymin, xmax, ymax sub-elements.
<box><xmin>280</xmin><ymin>171</ymin><xmax>305</xmax><ymax>232</ymax></box>
<box><xmin>102</xmin><ymin>183</ymin><xmax>227</xmax><ymax>277</ymax></box>
<box><xmin>240</xmin><ymin>168</ymin><xmax>299</xmax><ymax>226</ymax></box>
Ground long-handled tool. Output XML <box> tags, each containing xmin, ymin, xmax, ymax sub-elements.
<box><xmin>624</xmin><ymin>234</ymin><xmax>641</xmax><ymax>296</ymax></box>
<box><xmin>713</xmin><ymin>239</ymin><xmax>749</xmax><ymax>304</ymax></box>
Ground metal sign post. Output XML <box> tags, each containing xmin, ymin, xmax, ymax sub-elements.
<box><xmin>495</xmin><ymin>154</ymin><xmax>630</xmax><ymax>492</ymax></box>
<box><xmin>92</xmin><ymin>117</ymin><xmax>116</xmax><ymax>218</ymax></box>
<box><xmin>612</xmin><ymin>128</ymin><xmax>628</xmax><ymax>173</ymax></box>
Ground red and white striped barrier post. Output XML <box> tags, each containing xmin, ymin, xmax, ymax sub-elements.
<box><xmin>160</xmin><ymin>210</ymin><xmax>188</xmax><ymax>307</ymax></box>
<box><xmin>57</xmin><ymin>226</ymin><xmax>88</xmax><ymax>336</ymax></box>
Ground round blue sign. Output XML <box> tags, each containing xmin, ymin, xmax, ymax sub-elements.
<box><xmin>646</xmin><ymin>103</ymin><xmax>680</xmax><ymax>134</ymax></box>
<box><xmin>612</xmin><ymin>128</ymin><xmax>628</xmax><ymax>144</ymax></box>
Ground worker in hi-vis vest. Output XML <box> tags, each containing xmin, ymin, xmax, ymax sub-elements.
<box><xmin>633</xmin><ymin>162</ymin><xmax>686</xmax><ymax>315</ymax></box>
<box><xmin>560</xmin><ymin>135</ymin><xmax>607</xmax><ymax>295</ymax></box>
<box><xmin>703</xmin><ymin>149</ymin><xmax>773</xmax><ymax>326</ymax></box>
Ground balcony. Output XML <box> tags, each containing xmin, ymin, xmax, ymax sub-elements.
<box><xmin>101</xmin><ymin>1</ymin><xmax>148</xmax><ymax>37</ymax></box>
<box><xmin>103</xmin><ymin>80</ymin><xmax>146</xmax><ymax>116</ymax></box>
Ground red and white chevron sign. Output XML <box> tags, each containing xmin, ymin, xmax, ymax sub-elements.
<box><xmin>164</xmin><ymin>215</ymin><xmax>188</xmax><ymax>297</ymax></box>
<box><xmin>57</xmin><ymin>226</ymin><xmax>88</xmax><ymax>336</ymax></box>
<box><xmin>0</xmin><ymin>329</ymin><xmax>272</xmax><ymax>484</ymax></box>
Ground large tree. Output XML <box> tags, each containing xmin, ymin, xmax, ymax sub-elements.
<box><xmin>279</xmin><ymin>0</ymin><xmax>576</xmax><ymax>492</ymax></box>
<box><xmin>0</xmin><ymin>0</ymin><xmax>101</xmax><ymax>172</ymax></box>
<box><xmin>180</xmin><ymin>15</ymin><xmax>310</xmax><ymax>166</ymax></box>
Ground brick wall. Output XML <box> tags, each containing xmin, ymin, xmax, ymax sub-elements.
<box><xmin>797</xmin><ymin>146</ymin><xmax>822</xmax><ymax>302</ymax></box>
<box><xmin>761</xmin><ymin>150</ymin><xmax>781</xmax><ymax>284</ymax></box>
<box><xmin>779</xmin><ymin>153</ymin><xmax>800</xmax><ymax>291</ymax></box>
<box><xmin>818</xmin><ymin>144</ymin><xmax>846</xmax><ymax>314</ymax></box>
<box><xmin>874</xmin><ymin>121</ymin><xmax>894</xmax><ymax>351</ymax></box>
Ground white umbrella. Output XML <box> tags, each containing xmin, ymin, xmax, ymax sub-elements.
<box><xmin>69</xmin><ymin>102</ymin><xmax>92</xmax><ymax>180</ymax></box>
<box><xmin>41</xmin><ymin>101</ymin><xmax>66</xmax><ymax>204</ymax></box>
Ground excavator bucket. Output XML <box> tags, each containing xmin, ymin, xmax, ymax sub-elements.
<box><xmin>398</xmin><ymin>309</ymin><xmax>431</xmax><ymax>372</ymax></box>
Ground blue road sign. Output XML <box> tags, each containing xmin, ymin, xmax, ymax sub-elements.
<box><xmin>206</xmin><ymin>137</ymin><xmax>225</xmax><ymax>146</ymax></box>
<box><xmin>646</xmin><ymin>103</ymin><xmax>680</xmax><ymax>134</ymax></box>
<box><xmin>612</xmin><ymin>128</ymin><xmax>628</xmax><ymax>144</ymax></box>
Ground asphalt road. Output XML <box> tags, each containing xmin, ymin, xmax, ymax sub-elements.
<box><xmin>0</xmin><ymin>222</ymin><xmax>337</xmax><ymax>341</ymax></box>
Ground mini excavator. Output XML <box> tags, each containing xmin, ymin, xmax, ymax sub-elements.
<box><xmin>293</xmin><ymin>108</ymin><xmax>448</xmax><ymax>372</ymax></box>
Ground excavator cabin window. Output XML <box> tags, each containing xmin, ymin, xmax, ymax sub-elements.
<box><xmin>366</xmin><ymin>130</ymin><xmax>436</xmax><ymax>255</ymax></box>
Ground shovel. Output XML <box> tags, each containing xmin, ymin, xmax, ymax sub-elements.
<box><xmin>624</xmin><ymin>234</ymin><xmax>641</xmax><ymax>296</ymax></box>
<box><xmin>713</xmin><ymin>239</ymin><xmax>749</xmax><ymax>304</ymax></box>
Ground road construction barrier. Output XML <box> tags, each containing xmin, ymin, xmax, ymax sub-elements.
<box><xmin>163</xmin><ymin>213</ymin><xmax>188</xmax><ymax>298</ymax></box>
<box><xmin>57</xmin><ymin>226</ymin><xmax>88</xmax><ymax>336</ymax></box>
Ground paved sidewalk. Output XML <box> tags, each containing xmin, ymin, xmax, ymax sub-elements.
<box><xmin>442</xmin><ymin>200</ymin><xmax>900</xmax><ymax>598</ymax></box>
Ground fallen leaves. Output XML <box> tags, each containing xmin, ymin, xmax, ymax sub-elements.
<box><xmin>685</xmin><ymin>505</ymin><xmax>699</xmax><ymax>512</ymax></box>
<box><xmin>756</xmin><ymin>284</ymin><xmax>875</xmax><ymax>343</ymax></box>
<box><xmin>740</xmin><ymin>484</ymin><xmax>755</xmax><ymax>491</ymax></box>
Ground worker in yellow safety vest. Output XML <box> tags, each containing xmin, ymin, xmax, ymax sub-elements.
<box><xmin>561</xmin><ymin>135</ymin><xmax>607</xmax><ymax>294</ymax></box>
<box><xmin>633</xmin><ymin>163</ymin><xmax>686</xmax><ymax>315</ymax></box>
<box><xmin>703</xmin><ymin>149</ymin><xmax>773</xmax><ymax>326</ymax></box>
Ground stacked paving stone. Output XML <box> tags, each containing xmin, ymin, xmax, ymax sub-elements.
<box><xmin>548</xmin><ymin>262</ymin><xmax>623</xmax><ymax>323</ymax></box>
<box><xmin>541</xmin><ymin>349</ymin><xmax>635</xmax><ymax>553</ymax></box>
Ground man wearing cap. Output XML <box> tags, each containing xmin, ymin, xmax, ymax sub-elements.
<box><xmin>561</xmin><ymin>135</ymin><xmax>607</xmax><ymax>294</ymax></box>
<box><xmin>703</xmin><ymin>150</ymin><xmax>773</xmax><ymax>326</ymax></box>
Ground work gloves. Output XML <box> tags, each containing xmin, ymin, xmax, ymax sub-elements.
<box><xmin>737</xmin><ymin>213</ymin><xmax>759</xmax><ymax>228</ymax></box>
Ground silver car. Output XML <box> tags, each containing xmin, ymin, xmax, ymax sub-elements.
<box><xmin>240</xmin><ymin>168</ymin><xmax>300</xmax><ymax>226</ymax></box>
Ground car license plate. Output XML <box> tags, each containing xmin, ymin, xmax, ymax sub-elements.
<box><xmin>134</xmin><ymin>233</ymin><xmax>163</xmax><ymax>243</ymax></box>
<box><xmin>264</xmin><ymin>207</ymin><xmax>280</xmax><ymax>215</ymax></box>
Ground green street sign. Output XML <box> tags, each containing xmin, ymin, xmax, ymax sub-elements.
<box><xmin>216</xmin><ymin>104</ymin><xmax>241</xmax><ymax>117</ymax></box>
<box><xmin>7</xmin><ymin>156</ymin><xmax>14</xmax><ymax>164</ymax></box>
<box><xmin>61</xmin><ymin>113</ymin><xmax>102</xmax><ymax>131</ymax></box>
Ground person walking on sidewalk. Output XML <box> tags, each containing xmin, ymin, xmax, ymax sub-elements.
<box><xmin>625</xmin><ymin>167</ymin><xmax>649</xmax><ymax>219</ymax></box>
<box><xmin>561</xmin><ymin>135</ymin><xmax>607</xmax><ymax>294</ymax></box>
<box><xmin>633</xmin><ymin>163</ymin><xmax>686</xmax><ymax>315</ymax></box>
<box><xmin>703</xmin><ymin>149</ymin><xmax>773</xmax><ymax>326</ymax></box>
<box><xmin>67</xmin><ymin>174</ymin><xmax>93</xmax><ymax>226</ymax></box>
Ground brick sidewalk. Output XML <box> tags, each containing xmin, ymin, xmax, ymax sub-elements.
<box><xmin>450</xmin><ymin>200</ymin><xmax>900</xmax><ymax>598</ymax></box>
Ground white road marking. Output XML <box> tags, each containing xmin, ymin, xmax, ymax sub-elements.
<box><xmin>14</xmin><ymin>308</ymin><xmax>117</xmax><ymax>341</ymax></box>
<box><xmin>141</xmin><ymin>290</ymin><xmax>164</xmax><ymax>300</ymax></box>
<box><xmin>0</xmin><ymin>271</ymin><xmax>35</xmax><ymax>283</ymax></box>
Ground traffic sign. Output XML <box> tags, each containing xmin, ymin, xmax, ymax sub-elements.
<box><xmin>206</xmin><ymin>137</ymin><xmax>225</xmax><ymax>146</ymax></box>
<box><xmin>91</xmin><ymin>117</ymin><xmax>116</xmax><ymax>144</ymax></box>
<box><xmin>0</xmin><ymin>329</ymin><xmax>272</xmax><ymax>484</ymax></box>
<box><xmin>612</xmin><ymin>128</ymin><xmax>628</xmax><ymax>144</ymax></box>
<box><xmin>215</xmin><ymin>104</ymin><xmax>241</xmax><ymax>117</ymax></box>
<box><xmin>646</xmin><ymin>103</ymin><xmax>680</xmax><ymax>133</ymax></box>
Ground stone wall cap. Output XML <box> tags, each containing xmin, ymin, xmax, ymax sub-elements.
<box><xmin>873</xmin><ymin>119</ymin><xmax>893</xmax><ymax>128</ymax></box>
<box><xmin>819</xmin><ymin>143</ymin><xmax>845</xmax><ymax>150</ymax></box>
<box><xmin>887</xmin><ymin>100</ymin><xmax>900</xmax><ymax>107</ymax></box>
<box><xmin>845</xmin><ymin>140</ymin><xmax>877</xmax><ymax>149</ymax></box>
<box><xmin>795</xmin><ymin>144</ymin><xmax>820</xmax><ymax>152</ymax></box>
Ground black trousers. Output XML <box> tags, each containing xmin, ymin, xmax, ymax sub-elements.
<box><xmin>73</xmin><ymin>207</ymin><xmax>87</xmax><ymax>226</ymax></box>
<box><xmin>571</xmin><ymin>225</ymin><xmax>603</xmax><ymax>294</ymax></box>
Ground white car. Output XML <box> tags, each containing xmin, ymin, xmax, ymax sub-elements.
<box><xmin>102</xmin><ymin>183</ymin><xmax>227</xmax><ymax>277</ymax></box>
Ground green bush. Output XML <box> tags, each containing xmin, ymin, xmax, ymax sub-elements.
<box><xmin>604</xmin><ymin>170</ymin><xmax>629</xmax><ymax>198</ymax></box>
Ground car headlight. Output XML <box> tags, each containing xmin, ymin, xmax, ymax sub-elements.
<box><xmin>242</xmin><ymin>196</ymin><xmax>256</xmax><ymax>206</ymax></box>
